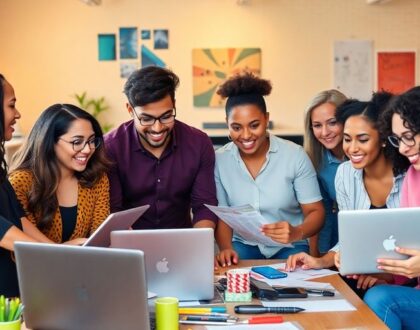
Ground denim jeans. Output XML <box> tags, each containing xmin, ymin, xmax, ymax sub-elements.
<box><xmin>364</xmin><ymin>285</ymin><xmax>420</xmax><ymax>330</ymax></box>
<box><xmin>232</xmin><ymin>241</ymin><xmax>309</xmax><ymax>260</ymax></box>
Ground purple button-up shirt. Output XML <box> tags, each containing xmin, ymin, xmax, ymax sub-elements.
<box><xmin>104</xmin><ymin>120</ymin><xmax>218</xmax><ymax>229</ymax></box>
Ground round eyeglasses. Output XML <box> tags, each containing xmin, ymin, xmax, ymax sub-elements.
<box><xmin>387</xmin><ymin>134</ymin><xmax>417</xmax><ymax>148</ymax></box>
<box><xmin>133</xmin><ymin>108</ymin><xmax>176</xmax><ymax>127</ymax></box>
<box><xmin>59</xmin><ymin>137</ymin><xmax>101</xmax><ymax>152</ymax></box>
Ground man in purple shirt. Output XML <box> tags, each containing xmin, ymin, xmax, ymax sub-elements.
<box><xmin>104</xmin><ymin>67</ymin><xmax>218</xmax><ymax>229</ymax></box>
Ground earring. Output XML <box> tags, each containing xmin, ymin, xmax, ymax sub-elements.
<box><xmin>228</xmin><ymin>135</ymin><xmax>232</xmax><ymax>141</ymax></box>
<box><xmin>382</xmin><ymin>142</ymin><xmax>386</xmax><ymax>148</ymax></box>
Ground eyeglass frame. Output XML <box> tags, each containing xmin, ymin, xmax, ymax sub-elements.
<box><xmin>131</xmin><ymin>106</ymin><xmax>177</xmax><ymax>126</ymax></box>
<box><xmin>59</xmin><ymin>136</ymin><xmax>101</xmax><ymax>152</ymax></box>
<box><xmin>387</xmin><ymin>134</ymin><xmax>417</xmax><ymax>148</ymax></box>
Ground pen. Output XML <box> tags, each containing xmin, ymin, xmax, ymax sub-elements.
<box><xmin>180</xmin><ymin>315</ymin><xmax>234</xmax><ymax>322</ymax></box>
<box><xmin>238</xmin><ymin>316</ymin><xmax>284</xmax><ymax>324</ymax></box>
<box><xmin>234</xmin><ymin>304</ymin><xmax>305</xmax><ymax>314</ymax></box>
<box><xmin>178</xmin><ymin>307</ymin><xmax>227</xmax><ymax>314</ymax></box>
<box><xmin>306</xmin><ymin>289</ymin><xmax>335</xmax><ymax>296</ymax></box>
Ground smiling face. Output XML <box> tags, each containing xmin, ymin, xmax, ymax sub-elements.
<box><xmin>128</xmin><ymin>94</ymin><xmax>175</xmax><ymax>153</ymax></box>
<box><xmin>2</xmin><ymin>79</ymin><xmax>21</xmax><ymax>141</ymax></box>
<box><xmin>343</xmin><ymin>115</ymin><xmax>383</xmax><ymax>170</ymax></box>
<box><xmin>227</xmin><ymin>104</ymin><xmax>269</xmax><ymax>157</ymax></box>
<box><xmin>54</xmin><ymin>118</ymin><xmax>96</xmax><ymax>175</ymax></box>
<box><xmin>392</xmin><ymin>113</ymin><xmax>420</xmax><ymax>171</ymax></box>
<box><xmin>311</xmin><ymin>102</ymin><xmax>343</xmax><ymax>156</ymax></box>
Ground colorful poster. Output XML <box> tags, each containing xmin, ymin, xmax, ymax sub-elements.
<box><xmin>334</xmin><ymin>40</ymin><xmax>373</xmax><ymax>100</ymax></box>
<box><xmin>119</xmin><ymin>27</ymin><xmax>138</xmax><ymax>59</ymax></box>
<box><xmin>377</xmin><ymin>52</ymin><xmax>415</xmax><ymax>94</ymax></box>
<box><xmin>98</xmin><ymin>34</ymin><xmax>116</xmax><ymax>61</ymax></box>
<box><xmin>192</xmin><ymin>48</ymin><xmax>261</xmax><ymax>107</ymax></box>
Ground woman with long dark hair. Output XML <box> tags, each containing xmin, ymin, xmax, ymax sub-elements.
<box><xmin>9</xmin><ymin>104</ymin><xmax>111</xmax><ymax>243</ymax></box>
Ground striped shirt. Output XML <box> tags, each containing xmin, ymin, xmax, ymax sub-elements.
<box><xmin>330</xmin><ymin>160</ymin><xmax>404</xmax><ymax>252</ymax></box>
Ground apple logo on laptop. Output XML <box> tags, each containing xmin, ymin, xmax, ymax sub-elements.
<box><xmin>383</xmin><ymin>235</ymin><xmax>397</xmax><ymax>251</ymax></box>
<box><xmin>156</xmin><ymin>258</ymin><xmax>169</xmax><ymax>273</ymax></box>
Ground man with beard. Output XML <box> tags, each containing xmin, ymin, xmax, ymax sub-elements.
<box><xmin>104</xmin><ymin>67</ymin><xmax>218</xmax><ymax>229</ymax></box>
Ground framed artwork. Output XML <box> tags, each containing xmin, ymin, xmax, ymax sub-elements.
<box><xmin>119</xmin><ymin>27</ymin><xmax>138</xmax><ymax>59</ymax></box>
<box><xmin>141</xmin><ymin>30</ymin><xmax>151</xmax><ymax>40</ymax></box>
<box><xmin>192</xmin><ymin>48</ymin><xmax>261</xmax><ymax>107</ymax></box>
<box><xmin>377</xmin><ymin>51</ymin><xmax>415</xmax><ymax>94</ymax></box>
<box><xmin>120</xmin><ymin>62</ymin><xmax>138</xmax><ymax>78</ymax></box>
<box><xmin>141</xmin><ymin>45</ymin><xmax>165</xmax><ymax>68</ymax></box>
<box><xmin>154</xmin><ymin>29</ymin><xmax>169</xmax><ymax>49</ymax></box>
<box><xmin>98</xmin><ymin>34</ymin><xmax>116</xmax><ymax>61</ymax></box>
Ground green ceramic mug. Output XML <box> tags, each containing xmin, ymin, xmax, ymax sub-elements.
<box><xmin>0</xmin><ymin>320</ymin><xmax>21</xmax><ymax>330</ymax></box>
<box><xmin>155</xmin><ymin>297</ymin><xmax>179</xmax><ymax>330</ymax></box>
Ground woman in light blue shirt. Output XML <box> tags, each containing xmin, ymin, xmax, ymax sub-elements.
<box><xmin>303</xmin><ymin>90</ymin><xmax>347</xmax><ymax>255</ymax></box>
<box><xmin>214</xmin><ymin>73</ymin><xmax>324</xmax><ymax>267</ymax></box>
<box><xmin>287</xmin><ymin>92</ymin><xmax>409</xmax><ymax>291</ymax></box>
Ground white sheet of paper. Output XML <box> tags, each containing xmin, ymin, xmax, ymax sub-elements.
<box><xmin>205</xmin><ymin>204</ymin><xmax>292</xmax><ymax>247</ymax></box>
<box><xmin>262</xmin><ymin>299</ymin><xmax>356</xmax><ymax>312</ymax></box>
<box><xmin>206</xmin><ymin>322</ymin><xmax>302</xmax><ymax>330</ymax></box>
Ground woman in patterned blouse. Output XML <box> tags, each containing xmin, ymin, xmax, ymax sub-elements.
<box><xmin>9</xmin><ymin>104</ymin><xmax>111</xmax><ymax>243</ymax></box>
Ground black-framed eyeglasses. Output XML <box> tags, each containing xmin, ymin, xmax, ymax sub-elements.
<box><xmin>387</xmin><ymin>134</ymin><xmax>417</xmax><ymax>148</ymax></box>
<box><xmin>133</xmin><ymin>108</ymin><xmax>176</xmax><ymax>126</ymax></box>
<box><xmin>59</xmin><ymin>137</ymin><xmax>101</xmax><ymax>152</ymax></box>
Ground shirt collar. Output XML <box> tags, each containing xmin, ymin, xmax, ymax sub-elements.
<box><xmin>324</xmin><ymin>148</ymin><xmax>343</xmax><ymax>164</ymax></box>
<box><xmin>229</xmin><ymin>133</ymin><xmax>275</xmax><ymax>161</ymax></box>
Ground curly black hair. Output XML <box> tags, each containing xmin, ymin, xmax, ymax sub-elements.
<box><xmin>336</xmin><ymin>91</ymin><xmax>409</xmax><ymax>175</ymax></box>
<box><xmin>217</xmin><ymin>73</ymin><xmax>272</xmax><ymax>116</ymax></box>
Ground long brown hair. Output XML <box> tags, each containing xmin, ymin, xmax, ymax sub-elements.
<box><xmin>10</xmin><ymin>104</ymin><xmax>111</xmax><ymax>230</ymax></box>
<box><xmin>0</xmin><ymin>74</ymin><xmax>8</xmax><ymax>182</ymax></box>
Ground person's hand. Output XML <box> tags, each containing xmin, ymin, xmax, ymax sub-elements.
<box><xmin>334</xmin><ymin>251</ymin><xmax>341</xmax><ymax>269</ymax></box>
<box><xmin>377</xmin><ymin>246</ymin><xmax>420</xmax><ymax>278</ymax></box>
<box><xmin>286</xmin><ymin>252</ymin><xmax>324</xmax><ymax>271</ymax></box>
<box><xmin>215</xmin><ymin>248</ymin><xmax>239</xmax><ymax>269</ymax></box>
<box><xmin>62</xmin><ymin>237</ymin><xmax>87</xmax><ymax>246</ymax></box>
<box><xmin>260</xmin><ymin>221</ymin><xmax>301</xmax><ymax>244</ymax></box>
<box><xmin>345</xmin><ymin>274</ymin><xmax>388</xmax><ymax>290</ymax></box>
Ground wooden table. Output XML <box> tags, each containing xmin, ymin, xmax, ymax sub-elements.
<box><xmin>180</xmin><ymin>260</ymin><xmax>388</xmax><ymax>330</ymax></box>
<box><xmin>23</xmin><ymin>259</ymin><xmax>388</xmax><ymax>329</ymax></box>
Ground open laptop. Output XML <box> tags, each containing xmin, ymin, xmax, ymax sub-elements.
<box><xmin>15</xmin><ymin>242</ymin><xmax>150</xmax><ymax>330</ymax></box>
<box><xmin>111</xmin><ymin>228</ymin><xmax>214</xmax><ymax>301</ymax></box>
<box><xmin>83</xmin><ymin>204</ymin><xmax>149</xmax><ymax>247</ymax></box>
<box><xmin>338</xmin><ymin>207</ymin><xmax>420</xmax><ymax>275</ymax></box>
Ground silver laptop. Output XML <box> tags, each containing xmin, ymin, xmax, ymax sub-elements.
<box><xmin>338</xmin><ymin>207</ymin><xmax>420</xmax><ymax>275</ymax></box>
<box><xmin>83</xmin><ymin>204</ymin><xmax>149</xmax><ymax>247</ymax></box>
<box><xmin>111</xmin><ymin>228</ymin><xmax>214</xmax><ymax>301</ymax></box>
<box><xmin>15</xmin><ymin>242</ymin><xmax>150</xmax><ymax>330</ymax></box>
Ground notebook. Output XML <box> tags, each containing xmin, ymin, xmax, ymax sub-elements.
<box><xmin>15</xmin><ymin>242</ymin><xmax>150</xmax><ymax>330</ymax></box>
<box><xmin>83</xmin><ymin>204</ymin><xmax>149</xmax><ymax>247</ymax></box>
<box><xmin>338</xmin><ymin>207</ymin><xmax>420</xmax><ymax>275</ymax></box>
<box><xmin>111</xmin><ymin>228</ymin><xmax>214</xmax><ymax>301</ymax></box>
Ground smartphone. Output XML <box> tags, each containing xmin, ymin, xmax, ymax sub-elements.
<box><xmin>251</xmin><ymin>266</ymin><xmax>288</xmax><ymax>279</ymax></box>
<box><xmin>274</xmin><ymin>287</ymin><xmax>308</xmax><ymax>298</ymax></box>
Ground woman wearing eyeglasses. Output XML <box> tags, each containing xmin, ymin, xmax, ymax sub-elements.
<box><xmin>364</xmin><ymin>86</ymin><xmax>420</xmax><ymax>330</ymax></box>
<box><xmin>9</xmin><ymin>104</ymin><xmax>111</xmax><ymax>243</ymax></box>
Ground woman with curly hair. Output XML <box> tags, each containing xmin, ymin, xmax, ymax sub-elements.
<box><xmin>214</xmin><ymin>73</ymin><xmax>325</xmax><ymax>267</ymax></box>
<box><xmin>9</xmin><ymin>104</ymin><xmax>111</xmax><ymax>243</ymax></box>
<box><xmin>364</xmin><ymin>86</ymin><xmax>420</xmax><ymax>330</ymax></box>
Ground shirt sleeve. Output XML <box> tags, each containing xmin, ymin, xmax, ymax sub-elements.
<box><xmin>105</xmin><ymin>142</ymin><xmax>124</xmax><ymax>213</ymax></box>
<box><xmin>191</xmin><ymin>136</ymin><xmax>218</xmax><ymax>225</ymax></box>
<box><xmin>293</xmin><ymin>148</ymin><xmax>322</xmax><ymax>204</ymax></box>
<box><xmin>334</xmin><ymin>163</ymin><xmax>352</xmax><ymax>211</ymax></box>
<box><xmin>0</xmin><ymin>215</ymin><xmax>14</xmax><ymax>240</ymax></box>
<box><xmin>214</xmin><ymin>158</ymin><xmax>229</xmax><ymax>207</ymax></box>
<box><xmin>89</xmin><ymin>175</ymin><xmax>111</xmax><ymax>234</ymax></box>
<box><xmin>8</xmin><ymin>171</ymin><xmax>34</xmax><ymax>222</ymax></box>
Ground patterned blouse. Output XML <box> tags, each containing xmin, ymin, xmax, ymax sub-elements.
<box><xmin>9</xmin><ymin>169</ymin><xmax>110</xmax><ymax>243</ymax></box>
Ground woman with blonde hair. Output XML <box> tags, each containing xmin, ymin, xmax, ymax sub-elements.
<box><xmin>303</xmin><ymin>89</ymin><xmax>347</xmax><ymax>254</ymax></box>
